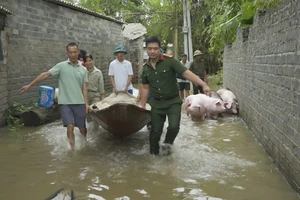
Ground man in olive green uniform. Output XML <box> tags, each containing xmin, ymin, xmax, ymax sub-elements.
<box><xmin>140</xmin><ymin>36</ymin><xmax>211</xmax><ymax>155</ymax></box>
<box><xmin>189</xmin><ymin>50</ymin><xmax>208</xmax><ymax>94</ymax></box>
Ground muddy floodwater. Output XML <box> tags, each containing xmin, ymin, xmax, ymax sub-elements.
<box><xmin>0</xmin><ymin>111</ymin><xmax>299</xmax><ymax>200</ymax></box>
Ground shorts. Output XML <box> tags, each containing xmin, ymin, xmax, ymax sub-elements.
<box><xmin>61</xmin><ymin>104</ymin><xmax>86</xmax><ymax>129</ymax></box>
<box><xmin>128</xmin><ymin>89</ymin><xmax>133</xmax><ymax>94</ymax></box>
<box><xmin>178</xmin><ymin>82</ymin><xmax>190</xmax><ymax>91</ymax></box>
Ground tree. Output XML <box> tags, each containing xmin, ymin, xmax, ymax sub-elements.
<box><xmin>143</xmin><ymin>0</ymin><xmax>184</xmax><ymax>57</ymax></box>
<box><xmin>75</xmin><ymin>0</ymin><xmax>144</xmax><ymax>23</ymax></box>
<box><xmin>202</xmin><ymin>0</ymin><xmax>283</xmax><ymax>53</ymax></box>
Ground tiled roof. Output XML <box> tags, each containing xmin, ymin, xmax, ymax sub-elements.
<box><xmin>122</xmin><ymin>23</ymin><xmax>147</xmax><ymax>40</ymax></box>
<box><xmin>0</xmin><ymin>5</ymin><xmax>13</xmax><ymax>15</ymax></box>
<box><xmin>43</xmin><ymin>0</ymin><xmax>124</xmax><ymax>24</ymax></box>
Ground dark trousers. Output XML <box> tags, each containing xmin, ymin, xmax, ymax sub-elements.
<box><xmin>192</xmin><ymin>83</ymin><xmax>204</xmax><ymax>94</ymax></box>
<box><xmin>149</xmin><ymin>103</ymin><xmax>182</xmax><ymax>155</ymax></box>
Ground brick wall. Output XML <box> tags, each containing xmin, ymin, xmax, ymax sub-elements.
<box><xmin>0</xmin><ymin>0</ymin><xmax>144</xmax><ymax>125</ymax></box>
<box><xmin>127</xmin><ymin>37</ymin><xmax>144</xmax><ymax>83</ymax></box>
<box><xmin>0</xmin><ymin>29</ymin><xmax>8</xmax><ymax>126</ymax></box>
<box><xmin>223</xmin><ymin>0</ymin><xmax>299</xmax><ymax>193</ymax></box>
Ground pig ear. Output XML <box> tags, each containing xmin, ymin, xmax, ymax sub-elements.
<box><xmin>226</xmin><ymin>102</ymin><xmax>232</xmax><ymax>109</ymax></box>
<box><xmin>224</xmin><ymin>102</ymin><xmax>229</xmax><ymax>108</ymax></box>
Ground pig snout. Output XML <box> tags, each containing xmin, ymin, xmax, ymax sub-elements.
<box><xmin>231</xmin><ymin>102</ymin><xmax>238</xmax><ymax>114</ymax></box>
<box><xmin>224</xmin><ymin>101</ymin><xmax>238</xmax><ymax>114</ymax></box>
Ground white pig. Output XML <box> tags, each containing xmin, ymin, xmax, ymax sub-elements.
<box><xmin>184</xmin><ymin>95</ymin><xmax>206</xmax><ymax>121</ymax></box>
<box><xmin>216</xmin><ymin>88</ymin><xmax>238</xmax><ymax>114</ymax></box>
<box><xmin>195</xmin><ymin>94</ymin><xmax>228</xmax><ymax>119</ymax></box>
<box><xmin>211</xmin><ymin>91</ymin><xmax>222</xmax><ymax>100</ymax></box>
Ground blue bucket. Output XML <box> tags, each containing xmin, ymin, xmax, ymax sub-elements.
<box><xmin>37</xmin><ymin>85</ymin><xmax>55</xmax><ymax>108</ymax></box>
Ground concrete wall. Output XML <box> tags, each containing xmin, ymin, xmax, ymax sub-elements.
<box><xmin>223</xmin><ymin>0</ymin><xmax>299</xmax><ymax>193</ymax></box>
<box><xmin>0</xmin><ymin>0</ymin><xmax>143</xmax><ymax>126</ymax></box>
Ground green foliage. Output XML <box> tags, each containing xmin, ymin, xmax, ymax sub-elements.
<box><xmin>143</xmin><ymin>0</ymin><xmax>183</xmax><ymax>47</ymax></box>
<box><xmin>215</xmin><ymin>68</ymin><xmax>223</xmax><ymax>86</ymax></box>
<box><xmin>6</xmin><ymin>102</ymin><xmax>37</xmax><ymax>130</ymax></box>
<box><xmin>76</xmin><ymin>0</ymin><xmax>145</xmax><ymax>23</ymax></box>
<box><xmin>6</xmin><ymin>113</ymin><xmax>21</xmax><ymax>128</ymax></box>
<box><xmin>74</xmin><ymin>0</ymin><xmax>183</xmax><ymax>49</ymax></box>
<box><xmin>66</xmin><ymin>0</ymin><xmax>282</xmax><ymax>74</ymax></box>
<box><xmin>202</xmin><ymin>0</ymin><xmax>283</xmax><ymax>53</ymax></box>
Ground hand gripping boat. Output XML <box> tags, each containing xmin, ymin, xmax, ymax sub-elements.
<box><xmin>89</xmin><ymin>92</ymin><xmax>151</xmax><ymax>137</ymax></box>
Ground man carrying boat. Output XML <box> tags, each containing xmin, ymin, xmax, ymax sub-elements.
<box><xmin>139</xmin><ymin>36</ymin><xmax>211</xmax><ymax>155</ymax></box>
<box><xmin>20</xmin><ymin>42</ymin><xmax>89</xmax><ymax>150</ymax></box>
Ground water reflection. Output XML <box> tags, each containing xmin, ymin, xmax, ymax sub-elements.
<box><xmin>0</xmin><ymin>112</ymin><xmax>298</xmax><ymax>200</ymax></box>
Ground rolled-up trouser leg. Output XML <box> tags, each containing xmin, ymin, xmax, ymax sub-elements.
<box><xmin>150</xmin><ymin>107</ymin><xmax>166</xmax><ymax>155</ymax></box>
<box><xmin>164</xmin><ymin>103</ymin><xmax>181</xmax><ymax>144</ymax></box>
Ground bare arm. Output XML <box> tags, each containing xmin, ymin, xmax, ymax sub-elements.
<box><xmin>204</xmin><ymin>70</ymin><xmax>208</xmax><ymax>83</ymax></box>
<box><xmin>182</xmin><ymin>70</ymin><xmax>211</xmax><ymax>95</ymax></box>
<box><xmin>82</xmin><ymin>82</ymin><xmax>88</xmax><ymax>105</ymax></box>
<box><xmin>125</xmin><ymin>75</ymin><xmax>132</xmax><ymax>91</ymax></box>
<box><xmin>137</xmin><ymin>83</ymin><xmax>143</xmax><ymax>101</ymax></box>
<box><xmin>110</xmin><ymin>76</ymin><xmax>117</xmax><ymax>93</ymax></box>
<box><xmin>82</xmin><ymin>82</ymin><xmax>89</xmax><ymax>114</ymax></box>
<box><xmin>140</xmin><ymin>84</ymin><xmax>150</xmax><ymax>108</ymax></box>
<box><xmin>98</xmin><ymin>72</ymin><xmax>105</xmax><ymax>100</ymax></box>
<box><xmin>20</xmin><ymin>71</ymin><xmax>51</xmax><ymax>93</ymax></box>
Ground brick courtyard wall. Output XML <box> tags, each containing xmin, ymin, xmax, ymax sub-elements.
<box><xmin>223</xmin><ymin>0</ymin><xmax>300</xmax><ymax>193</ymax></box>
<box><xmin>0</xmin><ymin>0</ymin><xmax>144</xmax><ymax>125</ymax></box>
<box><xmin>127</xmin><ymin>37</ymin><xmax>144</xmax><ymax>84</ymax></box>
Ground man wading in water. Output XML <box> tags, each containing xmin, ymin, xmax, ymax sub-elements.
<box><xmin>20</xmin><ymin>42</ymin><xmax>89</xmax><ymax>150</ymax></box>
<box><xmin>139</xmin><ymin>36</ymin><xmax>211</xmax><ymax>155</ymax></box>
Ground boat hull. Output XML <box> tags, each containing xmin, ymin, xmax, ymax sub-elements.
<box><xmin>91</xmin><ymin>103</ymin><xmax>151</xmax><ymax>137</ymax></box>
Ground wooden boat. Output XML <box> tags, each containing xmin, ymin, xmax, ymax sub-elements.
<box><xmin>90</xmin><ymin>103</ymin><xmax>151</xmax><ymax>137</ymax></box>
<box><xmin>45</xmin><ymin>188</ymin><xmax>74</xmax><ymax>200</ymax></box>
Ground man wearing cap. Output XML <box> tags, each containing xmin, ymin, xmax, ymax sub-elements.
<box><xmin>109</xmin><ymin>45</ymin><xmax>134</xmax><ymax>94</ymax></box>
<box><xmin>139</xmin><ymin>36</ymin><xmax>211</xmax><ymax>155</ymax></box>
<box><xmin>189</xmin><ymin>50</ymin><xmax>208</xmax><ymax>94</ymax></box>
<box><xmin>177</xmin><ymin>53</ymin><xmax>190</xmax><ymax>100</ymax></box>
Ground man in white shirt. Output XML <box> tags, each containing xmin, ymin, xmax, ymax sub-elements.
<box><xmin>108</xmin><ymin>45</ymin><xmax>134</xmax><ymax>94</ymax></box>
<box><xmin>177</xmin><ymin>53</ymin><xmax>190</xmax><ymax>100</ymax></box>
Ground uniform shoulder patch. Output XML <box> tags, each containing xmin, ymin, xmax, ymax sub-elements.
<box><xmin>163</xmin><ymin>53</ymin><xmax>173</xmax><ymax>58</ymax></box>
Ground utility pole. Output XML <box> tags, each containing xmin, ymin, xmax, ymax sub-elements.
<box><xmin>187</xmin><ymin>1</ymin><xmax>193</xmax><ymax>62</ymax></box>
<box><xmin>182</xmin><ymin>0</ymin><xmax>188</xmax><ymax>57</ymax></box>
<box><xmin>173</xmin><ymin>0</ymin><xmax>179</xmax><ymax>59</ymax></box>
<box><xmin>182</xmin><ymin>0</ymin><xmax>193</xmax><ymax>62</ymax></box>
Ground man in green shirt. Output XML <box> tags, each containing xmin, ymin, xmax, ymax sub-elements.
<box><xmin>140</xmin><ymin>36</ymin><xmax>211</xmax><ymax>155</ymax></box>
<box><xmin>189</xmin><ymin>50</ymin><xmax>208</xmax><ymax>94</ymax></box>
<box><xmin>20</xmin><ymin>42</ymin><xmax>89</xmax><ymax>150</ymax></box>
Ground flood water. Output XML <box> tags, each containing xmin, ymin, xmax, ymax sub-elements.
<box><xmin>0</xmin><ymin>112</ymin><xmax>298</xmax><ymax>200</ymax></box>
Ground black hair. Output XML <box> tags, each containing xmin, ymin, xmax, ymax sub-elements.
<box><xmin>181</xmin><ymin>53</ymin><xmax>187</xmax><ymax>57</ymax></box>
<box><xmin>145</xmin><ymin>36</ymin><xmax>161</xmax><ymax>47</ymax></box>
<box><xmin>66</xmin><ymin>42</ymin><xmax>78</xmax><ymax>50</ymax></box>
<box><xmin>84</xmin><ymin>54</ymin><xmax>93</xmax><ymax>62</ymax></box>
<box><xmin>79</xmin><ymin>49</ymin><xmax>87</xmax><ymax>61</ymax></box>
